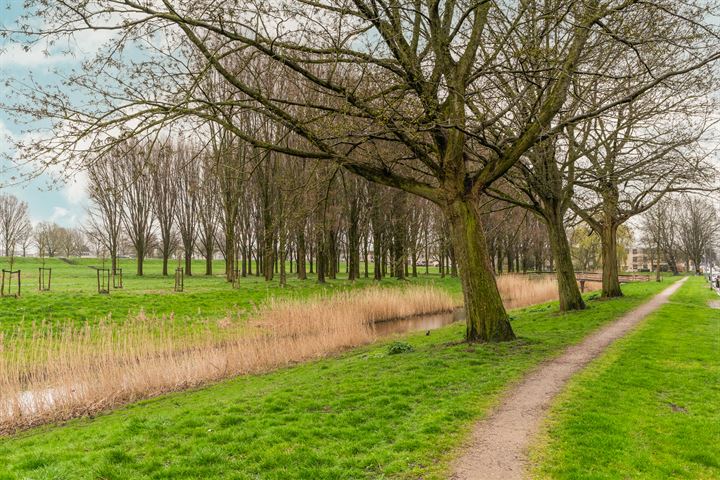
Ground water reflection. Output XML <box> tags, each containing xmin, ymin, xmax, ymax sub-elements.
<box><xmin>373</xmin><ymin>308</ymin><xmax>465</xmax><ymax>336</ymax></box>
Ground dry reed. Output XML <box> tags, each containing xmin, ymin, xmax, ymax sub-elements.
<box><xmin>0</xmin><ymin>286</ymin><xmax>455</xmax><ymax>435</ymax></box>
<box><xmin>497</xmin><ymin>274</ymin><xmax>600</xmax><ymax>309</ymax></box>
<box><xmin>0</xmin><ymin>275</ymin><xmax>594</xmax><ymax>435</ymax></box>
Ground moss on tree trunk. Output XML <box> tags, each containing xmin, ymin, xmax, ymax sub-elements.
<box><xmin>546</xmin><ymin>213</ymin><xmax>585</xmax><ymax>311</ymax></box>
<box><xmin>446</xmin><ymin>198</ymin><xmax>515</xmax><ymax>342</ymax></box>
<box><xmin>601</xmin><ymin>223</ymin><xmax>623</xmax><ymax>298</ymax></box>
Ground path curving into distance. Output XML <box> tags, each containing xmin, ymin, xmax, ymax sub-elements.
<box><xmin>451</xmin><ymin>277</ymin><xmax>688</xmax><ymax>480</ymax></box>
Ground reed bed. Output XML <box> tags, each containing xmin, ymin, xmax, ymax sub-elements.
<box><xmin>0</xmin><ymin>286</ymin><xmax>455</xmax><ymax>435</ymax></box>
<box><xmin>497</xmin><ymin>274</ymin><xmax>600</xmax><ymax>309</ymax></box>
<box><xmin>0</xmin><ymin>275</ymin><xmax>594</xmax><ymax>435</ymax></box>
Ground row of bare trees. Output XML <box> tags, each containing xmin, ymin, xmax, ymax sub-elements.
<box><xmin>84</xmin><ymin>140</ymin><xmax>560</xmax><ymax>281</ymax></box>
<box><xmin>643</xmin><ymin>196</ymin><xmax>720</xmax><ymax>276</ymax></box>
<box><xmin>0</xmin><ymin>193</ymin><xmax>88</xmax><ymax>263</ymax></box>
<box><xmin>0</xmin><ymin>194</ymin><xmax>31</xmax><ymax>262</ymax></box>
<box><xmin>5</xmin><ymin>1</ymin><xmax>720</xmax><ymax>341</ymax></box>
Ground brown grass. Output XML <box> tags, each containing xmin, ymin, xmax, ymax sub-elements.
<box><xmin>0</xmin><ymin>275</ymin><xmax>595</xmax><ymax>435</ymax></box>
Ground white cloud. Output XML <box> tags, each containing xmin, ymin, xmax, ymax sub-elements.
<box><xmin>0</xmin><ymin>42</ymin><xmax>72</xmax><ymax>68</ymax></box>
<box><xmin>47</xmin><ymin>205</ymin><xmax>83</xmax><ymax>228</ymax></box>
<box><xmin>50</xmin><ymin>206</ymin><xmax>69</xmax><ymax>222</ymax></box>
<box><xmin>63</xmin><ymin>173</ymin><xmax>89</xmax><ymax>207</ymax></box>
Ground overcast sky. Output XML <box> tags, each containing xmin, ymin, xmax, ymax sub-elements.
<box><xmin>0</xmin><ymin>1</ymin><xmax>95</xmax><ymax>228</ymax></box>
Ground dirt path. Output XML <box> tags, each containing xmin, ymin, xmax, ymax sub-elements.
<box><xmin>450</xmin><ymin>277</ymin><xmax>687</xmax><ymax>480</ymax></box>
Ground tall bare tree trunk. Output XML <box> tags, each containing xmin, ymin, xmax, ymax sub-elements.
<box><xmin>373</xmin><ymin>232</ymin><xmax>382</xmax><ymax>281</ymax></box>
<box><xmin>225</xmin><ymin>227</ymin><xmax>235</xmax><ymax>283</ymax></box>
<box><xmin>348</xmin><ymin>200</ymin><xmax>360</xmax><ymax>281</ymax></box>
<box><xmin>327</xmin><ymin>229</ymin><xmax>337</xmax><ymax>280</ymax></box>
<box><xmin>136</xmin><ymin>247</ymin><xmax>145</xmax><ymax>276</ymax></box>
<box><xmin>263</xmin><ymin>229</ymin><xmax>274</xmax><ymax>281</ymax></box>
<box><xmin>394</xmin><ymin>232</ymin><xmax>406</xmax><ymax>281</ymax></box>
<box><xmin>296</xmin><ymin>230</ymin><xmax>307</xmax><ymax>280</ymax></box>
<box><xmin>279</xmin><ymin>230</ymin><xmax>287</xmax><ymax>287</ymax></box>
<box><xmin>600</xmin><ymin>222</ymin><xmax>622</xmax><ymax>297</ymax></box>
<box><xmin>185</xmin><ymin>251</ymin><xmax>192</xmax><ymax>276</ymax></box>
<box><xmin>546</xmin><ymin>211</ymin><xmax>585</xmax><ymax>310</ymax></box>
<box><xmin>317</xmin><ymin>237</ymin><xmax>326</xmax><ymax>284</ymax></box>
<box><xmin>363</xmin><ymin>233</ymin><xmax>369</xmax><ymax>278</ymax></box>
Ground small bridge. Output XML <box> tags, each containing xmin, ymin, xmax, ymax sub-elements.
<box><xmin>575</xmin><ymin>272</ymin><xmax>651</xmax><ymax>292</ymax></box>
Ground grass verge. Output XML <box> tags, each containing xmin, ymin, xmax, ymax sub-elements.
<box><xmin>530</xmin><ymin>276</ymin><xmax>720</xmax><ymax>479</ymax></box>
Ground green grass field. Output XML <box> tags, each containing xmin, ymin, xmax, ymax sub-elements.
<box><xmin>531</xmin><ymin>276</ymin><xmax>720</xmax><ymax>479</ymax></box>
<box><xmin>0</xmin><ymin>281</ymin><xmax>670</xmax><ymax>480</ymax></box>
<box><xmin>0</xmin><ymin>257</ymin><xmax>461</xmax><ymax>330</ymax></box>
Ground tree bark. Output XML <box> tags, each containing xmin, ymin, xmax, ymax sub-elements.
<box><xmin>241</xmin><ymin>244</ymin><xmax>247</xmax><ymax>277</ymax></box>
<box><xmin>446</xmin><ymin>198</ymin><xmax>515</xmax><ymax>342</ymax></box>
<box><xmin>363</xmin><ymin>234</ymin><xmax>369</xmax><ymax>278</ymax></box>
<box><xmin>373</xmin><ymin>229</ymin><xmax>382</xmax><ymax>280</ymax></box>
<box><xmin>600</xmin><ymin>223</ymin><xmax>623</xmax><ymax>297</ymax></box>
<box><xmin>225</xmin><ymin>228</ymin><xmax>235</xmax><ymax>283</ymax></box>
<box><xmin>546</xmin><ymin>212</ymin><xmax>585</xmax><ymax>310</ymax></box>
<box><xmin>205</xmin><ymin>254</ymin><xmax>213</xmax><ymax>276</ymax></box>
<box><xmin>665</xmin><ymin>251</ymin><xmax>679</xmax><ymax>276</ymax></box>
<box><xmin>263</xmin><ymin>229</ymin><xmax>274</xmax><ymax>281</ymax></box>
<box><xmin>348</xmin><ymin>202</ymin><xmax>360</xmax><ymax>281</ymax></box>
<box><xmin>136</xmin><ymin>247</ymin><xmax>144</xmax><ymax>276</ymax></box>
<box><xmin>317</xmin><ymin>238</ymin><xmax>326</xmax><ymax>284</ymax></box>
<box><xmin>185</xmin><ymin>251</ymin><xmax>192</xmax><ymax>276</ymax></box>
<box><xmin>393</xmin><ymin>231</ymin><xmax>405</xmax><ymax>281</ymax></box>
<box><xmin>279</xmin><ymin>231</ymin><xmax>287</xmax><ymax>287</ymax></box>
<box><xmin>296</xmin><ymin>230</ymin><xmax>307</xmax><ymax>280</ymax></box>
<box><xmin>327</xmin><ymin>229</ymin><xmax>337</xmax><ymax>280</ymax></box>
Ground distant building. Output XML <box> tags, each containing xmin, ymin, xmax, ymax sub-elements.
<box><xmin>624</xmin><ymin>245</ymin><xmax>692</xmax><ymax>273</ymax></box>
<box><xmin>625</xmin><ymin>246</ymin><xmax>651</xmax><ymax>272</ymax></box>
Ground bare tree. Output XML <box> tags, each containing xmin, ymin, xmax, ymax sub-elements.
<box><xmin>174</xmin><ymin>143</ymin><xmax>201</xmax><ymax>276</ymax></box>
<box><xmin>118</xmin><ymin>142</ymin><xmax>155</xmax><ymax>276</ymax></box>
<box><xmin>0</xmin><ymin>194</ymin><xmax>30</xmax><ymax>261</ymax></box>
<box><xmin>678</xmin><ymin>196</ymin><xmax>720</xmax><ymax>274</ymax></box>
<box><xmin>86</xmin><ymin>155</ymin><xmax>124</xmax><ymax>272</ymax></box>
<box><xmin>642</xmin><ymin>198</ymin><xmax>682</xmax><ymax>276</ymax></box>
<box><xmin>571</xmin><ymin>93</ymin><xmax>716</xmax><ymax>297</ymax></box>
<box><xmin>150</xmin><ymin>144</ymin><xmax>178</xmax><ymax>276</ymax></box>
<box><xmin>34</xmin><ymin>222</ymin><xmax>50</xmax><ymax>265</ymax></box>
<box><xmin>197</xmin><ymin>155</ymin><xmax>220</xmax><ymax>276</ymax></box>
<box><xmin>18</xmin><ymin>218</ymin><xmax>33</xmax><ymax>257</ymax></box>
<box><xmin>34</xmin><ymin>222</ymin><xmax>65</xmax><ymax>258</ymax></box>
<box><xmin>492</xmin><ymin>135</ymin><xmax>587</xmax><ymax>311</ymax></box>
<box><xmin>51</xmin><ymin>226</ymin><xmax>87</xmax><ymax>257</ymax></box>
<box><xmin>210</xmin><ymin>126</ymin><xmax>249</xmax><ymax>282</ymax></box>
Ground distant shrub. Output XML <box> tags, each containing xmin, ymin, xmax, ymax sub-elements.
<box><xmin>387</xmin><ymin>341</ymin><xmax>414</xmax><ymax>355</ymax></box>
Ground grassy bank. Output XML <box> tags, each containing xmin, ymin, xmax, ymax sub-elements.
<box><xmin>531</xmin><ymin>276</ymin><xmax>719</xmax><ymax>479</ymax></box>
<box><xmin>0</xmin><ymin>281</ymin><xmax>667</xmax><ymax>480</ymax></box>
